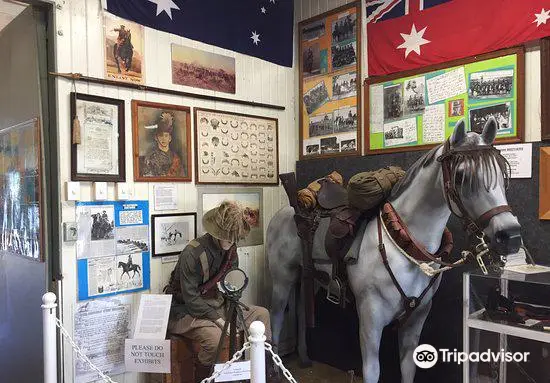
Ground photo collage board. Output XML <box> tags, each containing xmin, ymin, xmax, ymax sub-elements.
<box><xmin>299</xmin><ymin>2</ymin><xmax>361</xmax><ymax>159</ymax></box>
<box><xmin>365</xmin><ymin>47</ymin><xmax>524</xmax><ymax>154</ymax></box>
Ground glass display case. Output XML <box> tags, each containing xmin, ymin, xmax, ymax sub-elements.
<box><xmin>463</xmin><ymin>270</ymin><xmax>550</xmax><ymax>382</ymax></box>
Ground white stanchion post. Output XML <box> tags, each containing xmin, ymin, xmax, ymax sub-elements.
<box><xmin>42</xmin><ymin>292</ymin><xmax>58</xmax><ymax>383</ymax></box>
<box><xmin>248</xmin><ymin>321</ymin><xmax>266</xmax><ymax>383</ymax></box>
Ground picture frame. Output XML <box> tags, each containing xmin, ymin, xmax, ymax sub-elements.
<box><xmin>151</xmin><ymin>213</ymin><xmax>197</xmax><ymax>257</ymax></box>
<box><xmin>132</xmin><ymin>100</ymin><xmax>192</xmax><ymax>182</ymax></box>
<box><xmin>0</xmin><ymin>119</ymin><xmax>44</xmax><ymax>261</ymax></box>
<box><xmin>70</xmin><ymin>93</ymin><xmax>126</xmax><ymax>182</ymax></box>
<box><xmin>298</xmin><ymin>2</ymin><xmax>362</xmax><ymax>159</ymax></box>
<box><xmin>194</xmin><ymin>108</ymin><xmax>279</xmax><ymax>186</ymax></box>
<box><xmin>197</xmin><ymin>187</ymin><xmax>263</xmax><ymax>247</ymax></box>
<box><xmin>364</xmin><ymin>46</ymin><xmax>525</xmax><ymax>155</ymax></box>
<box><xmin>539</xmin><ymin>147</ymin><xmax>550</xmax><ymax>220</ymax></box>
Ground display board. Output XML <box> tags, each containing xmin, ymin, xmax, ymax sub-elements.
<box><xmin>299</xmin><ymin>2</ymin><xmax>361</xmax><ymax>159</ymax></box>
<box><xmin>364</xmin><ymin>47</ymin><xmax>525</xmax><ymax>154</ymax></box>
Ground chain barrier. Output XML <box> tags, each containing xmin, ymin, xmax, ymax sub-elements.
<box><xmin>200</xmin><ymin>342</ymin><xmax>251</xmax><ymax>383</ymax></box>
<box><xmin>55</xmin><ymin>318</ymin><xmax>118</xmax><ymax>383</ymax></box>
<box><xmin>264</xmin><ymin>343</ymin><xmax>298</xmax><ymax>383</ymax></box>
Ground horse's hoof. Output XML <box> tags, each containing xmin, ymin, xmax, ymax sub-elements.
<box><xmin>298</xmin><ymin>358</ymin><xmax>312</xmax><ymax>368</ymax></box>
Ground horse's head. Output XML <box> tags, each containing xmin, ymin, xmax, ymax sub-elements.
<box><xmin>442</xmin><ymin>118</ymin><xmax>521</xmax><ymax>255</ymax></box>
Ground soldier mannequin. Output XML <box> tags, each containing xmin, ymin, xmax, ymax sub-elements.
<box><xmin>164</xmin><ymin>201</ymin><xmax>279</xmax><ymax>382</ymax></box>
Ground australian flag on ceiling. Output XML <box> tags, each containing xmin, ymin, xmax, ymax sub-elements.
<box><xmin>103</xmin><ymin>0</ymin><xmax>294</xmax><ymax>67</ymax></box>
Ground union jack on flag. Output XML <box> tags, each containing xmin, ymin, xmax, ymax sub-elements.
<box><xmin>365</xmin><ymin>0</ymin><xmax>451</xmax><ymax>23</ymax></box>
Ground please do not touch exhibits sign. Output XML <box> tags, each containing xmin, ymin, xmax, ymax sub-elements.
<box><xmin>124</xmin><ymin>339</ymin><xmax>171</xmax><ymax>373</ymax></box>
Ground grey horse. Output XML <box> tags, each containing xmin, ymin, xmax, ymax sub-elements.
<box><xmin>267</xmin><ymin>118</ymin><xmax>522</xmax><ymax>382</ymax></box>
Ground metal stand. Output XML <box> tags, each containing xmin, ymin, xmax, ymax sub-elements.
<box><xmin>213</xmin><ymin>294</ymin><xmax>250</xmax><ymax>365</ymax></box>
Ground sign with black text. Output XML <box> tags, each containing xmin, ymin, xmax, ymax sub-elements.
<box><xmin>124</xmin><ymin>339</ymin><xmax>170</xmax><ymax>373</ymax></box>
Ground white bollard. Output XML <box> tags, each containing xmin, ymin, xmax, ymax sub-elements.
<box><xmin>248</xmin><ymin>321</ymin><xmax>266</xmax><ymax>383</ymax></box>
<box><xmin>42</xmin><ymin>292</ymin><xmax>58</xmax><ymax>383</ymax></box>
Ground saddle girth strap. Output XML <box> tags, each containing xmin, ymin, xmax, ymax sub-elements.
<box><xmin>377</xmin><ymin>214</ymin><xmax>439</xmax><ymax>327</ymax></box>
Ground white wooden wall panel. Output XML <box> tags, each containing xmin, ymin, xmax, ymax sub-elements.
<box><xmin>54</xmin><ymin>0</ymin><xmax>296</xmax><ymax>381</ymax></box>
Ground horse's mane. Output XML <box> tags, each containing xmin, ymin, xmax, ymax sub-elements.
<box><xmin>389</xmin><ymin>139</ymin><xmax>511</xmax><ymax>200</ymax></box>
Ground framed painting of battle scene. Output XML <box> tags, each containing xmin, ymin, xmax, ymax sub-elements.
<box><xmin>104</xmin><ymin>12</ymin><xmax>145</xmax><ymax>84</ymax></box>
<box><xmin>299</xmin><ymin>2</ymin><xmax>362</xmax><ymax>159</ymax></box>
<box><xmin>151</xmin><ymin>213</ymin><xmax>197</xmax><ymax>257</ymax></box>
<box><xmin>132</xmin><ymin>100</ymin><xmax>192</xmax><ymax>182</ymax></box>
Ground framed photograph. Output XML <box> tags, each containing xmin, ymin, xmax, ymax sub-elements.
<box><xmin>70</xmin><ymin>93</ymin><xmax>126</xmax><ymax>182</ymax></box>
<box><xmin>197</xmin><ymin>188</ymin><xmax>263</xmax><ymax>247</ymax></box>
<box><xmin>104</xmin><ymin>13</ymin><xmax>145</xmax><ymax>84</ymax></box>
<box><xmin>171</xmin><ymin>44</ymin><xmax>236</xmax><ymax>94</ymax></box>
<box><xmin>299</xmin><ymin>2</ymin><xmax>362</xmax><ymax>159</ymax></box>
<box><xmin>364</xmin><ymin>46</ymin><xmax>525</xmax><ymax>154</ymax></box>
<box><xmin>194</xmin><ymin>108</ymin><xmax>279</xmax><ymax>185</ymax></box>
<box><xmin>132</xmin><ymin>100</ymin><xmax>192</xmax><ymax>182</ymax></box>
<box><xmin>152</xmin><ymin>213</ymin><xmax>197</xmax><ymax>257</ymax></box>
<box><xmin>0</xmin><ymin>119</ymin><xmax>44</xmax><ymax>261</ymax></box>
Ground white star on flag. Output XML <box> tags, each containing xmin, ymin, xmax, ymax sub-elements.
<box><xmin>397</xmin><ymin>24</ymin><xmax>430</xmax><ymax>58</ymax></box>
<box><xmin>534</xmin><ymin>8</ymin><xmax>550</xmax><ymax>27</ymax></box>
<box><xmin>148</xmin><ymin>0</ymin><xmax>180</xmax><ymax>19</ymax></box>
<box><xmin>251</xmin><ymin>31</ymin><xmax>261</xmax><ymax>45</ymax></box>
<box><xmin>261</xmin><ymin>6</ymin><xmax>267</xmax><ymax>14</ymax></box>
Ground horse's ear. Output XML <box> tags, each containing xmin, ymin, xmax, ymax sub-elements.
<box><xmin>450</xmin><ymin>119</ymin><xmax>467</xmax><ymax>147</ymax></box>
<box><xmin>481</xmin><ymin>116</ymin><xmax>498</xmax><ymax>145</ymax></box>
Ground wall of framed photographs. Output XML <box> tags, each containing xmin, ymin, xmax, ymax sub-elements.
<box><xmin>54</xmin><ymin>1</ymin><xmax>296</xmax><ymax>381</ymax></box>
<box><xmin>364</xmin><ymin>46</ymin><xmax>525</xmax><ymax>154</ymax></box>
<box><xmin>299</xmin><ymin>2</ymin><xmax>362</xmax><ymax>159</ymax></box>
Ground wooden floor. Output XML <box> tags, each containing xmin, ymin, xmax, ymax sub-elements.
<box><xmin>285</xmin><ymin>353</ymin><xmax>360</xmax><ymax>383</ymax></box>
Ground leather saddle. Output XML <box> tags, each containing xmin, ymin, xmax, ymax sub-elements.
<box><xmin>317</xmin><ymin>179</ymin><xmax>349</xmax><ymax>210</ymax></box>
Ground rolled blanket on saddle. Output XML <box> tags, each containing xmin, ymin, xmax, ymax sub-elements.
<box><xmin>297</xmin><ymin>167</ymin><xmax>406</xmax><ymax>213</ymax></box>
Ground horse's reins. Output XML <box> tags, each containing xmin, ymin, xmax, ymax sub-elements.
<box><xmin>377</xmin><ymin>139</ymin><xmax>513</xmax><ymax>327</ymax></box>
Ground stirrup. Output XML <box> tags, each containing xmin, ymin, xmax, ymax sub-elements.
<box><xmin>326</xmin><ymin>277</ymin><xmax>342</xmax><ymax>305</ymax></box>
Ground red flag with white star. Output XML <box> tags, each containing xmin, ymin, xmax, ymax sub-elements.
<box><xmin>366</xmin><ymin>0</ymin><xmax>550</xmax><ymax>76</ymax></box>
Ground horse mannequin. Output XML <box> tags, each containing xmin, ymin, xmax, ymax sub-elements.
<box><xmin>267</xmin><ymin>118</ymin><xmax>522</xmax><ymax>382</ymax></box>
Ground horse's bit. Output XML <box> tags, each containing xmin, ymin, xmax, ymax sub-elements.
<box><xmin>437</xmin><ymin>139</ymin><xmax>512</xmax><ymax>273</ymax></box>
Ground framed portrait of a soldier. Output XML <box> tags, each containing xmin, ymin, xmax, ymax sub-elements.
<box><xmin>194</xmin><ymin>108</ymin><xmax>279</xmax><ymax>185</ymax></box>
<box><xmin>132</xmin><ymin>100</ymin><xmax>192</xmax><ymax>182</ymax></box>
<box><xmin>70</xmin><ymin>93</ymin><xmax>126</xmax><ymax>182</ymax></box>
<box><xmin>104</xmin><ymin>12</ymin><xmax>145</xmax><ymax>84</ymax></box>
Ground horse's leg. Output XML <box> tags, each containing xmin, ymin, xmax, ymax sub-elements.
<box><xmin>356</xmin><ymin>294</ymin><xmax>388</xmax><ymax>383</ymax></box>
<box><xmin>398</xmin><ymin>300</ymin><xmax>433</xmax><ymax>383</ymax></box>
<box><xmin>296</xmin><ymin>274</ymin><xmax>312</xmax><ymax>367</ymax></box>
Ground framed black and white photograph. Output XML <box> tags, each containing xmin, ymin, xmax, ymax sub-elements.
<box><xmin>302</xmin><ymin>19</ymin><xmax>325</xmax><ymax>41</ymax></box>
<box><xmin>309</xmin><ymin>112</ymin><xmax>334</xmax><ymax>137</ymax></box>
<box><xmin>304</xmin><ymin>80</ymin><xmax>330</xmax><ymax>114</ymax></box>
<box><xmin>403</xmin><ymin>77</ymin><xmax>426</xmax><ymax>115</ymax></box>
<box><xmin>71</xmin><ymin>93</ymin><xmax>126</xmax><ymax>182</ymax></box>
<box><xmin>469</xmin><ymin>102</ymin><xmax>512</xmax><ymax>134</ymax></box>
<box><xmin>331</xmin><ymin>40</ymin><xmax>356</xmax><ymax>70</ymax></box>
<box><xmin>320</xmin><ymin>136</ymin><xmax>339</xmax><ymax>154</ymax></box>
<box><xmin>469</xmin><ymin>69</ymin><xmax>513</xmax><ymax>100</ymax></box>
<box><xmin>152</xmin><ymin>213</ymin><xmax>196</xmax><ymax>257</ymax></box>
<box><xmin>333</xmin><ymin>106</ymin><xmax>357</xmax><ymax>133</ymax></box>
<box><xmin>197</xmin><ymin>188</ymin><xmax>263</xmax><ymax>247</ymax></box>
<box><xmin>383</xmin><ymin>84</ymin><xmax>403</xmax><ymax>121</ymax></box>
<box><xmin>332</xmin><ymin>72</ymin><xmax>357</xmax><ymax>100</ymax></box>
<box><xmin>331</xmin><ymin>12</ymin><xmax>356</xmax><ymax>44</ymax></box>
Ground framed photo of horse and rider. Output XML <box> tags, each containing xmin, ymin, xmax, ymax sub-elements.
<box><xmin>299</xmin><ymin>2</ymin><xmax>525</xmax><ymax>159</ymax></box>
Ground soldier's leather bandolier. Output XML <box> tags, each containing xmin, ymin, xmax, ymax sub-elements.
<box><xmin>164</xmin><ymin>234</ymin><xmax>238</xmax><ymax>321</ymax></box>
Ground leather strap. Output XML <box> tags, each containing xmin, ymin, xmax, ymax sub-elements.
<box><xmin>476</xmin><ymin>205</ymin><xmax>512</xmax><ymax>230</ymax></box>
<box><xmin>377</xmin><ymin>214</ymin><xmax>439</xmax><ymax>327</ymax></box>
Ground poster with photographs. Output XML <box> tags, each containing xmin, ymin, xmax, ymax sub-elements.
<box><xmin>104</xmin><ymin>13</ymin><xmax>144</xmax><ymax>84</ymax></box>
<box><xmin>75</xmin><ymin>200</ymin><xmax>151</xmax><ymax>301</ymax></box>
<box><xmin>195</xmin><ymin>108</ymin><xmax>279</xmax><ymax>185</ymax></box>
<box><xmin>365</xmin><ymin>47</ymin><xmax>524</xmax><ymax>153</ymax></box>
<box><xmin>152</xmin><ymin>213</ymin><xmax>196</xmax><ymax>257</ymax></box>
<box><xmin>197</xmin><ymin>188</ymin><xmax>263</xmax><ymax>247</ymax></box>
<box><xmin>0</xmin><ymin>119</ymin><xmax>43</xmax><ymax>262</ymax></box>
<box><xmin>171</xmin><ymin>44</ymin><xmax>236</xmax><ymax>94</ymax></box>
<box><xmin>299</xmin><ymin>3</ymin><xmax>361</xmax><ymax>159</ymax></box>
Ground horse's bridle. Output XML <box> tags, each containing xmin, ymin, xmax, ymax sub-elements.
<box><xmin>437</xmin><ymin>140</ymin><xmax>513</xmax><ymax>272</ymax></box>
<box><xmin>438</xmin><ymin>139</ymin><xmax>512</xmax><ymax>236</ymax></box>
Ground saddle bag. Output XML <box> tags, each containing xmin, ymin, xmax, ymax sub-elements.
<box><xmin>347</xmin><ymin>166</ymin><xmax>406</xmax><ymax>212</ymax></box>
<box><xmin>297</xmin><ymin>171</ymin><xmax>344</xmax><ymax>210</ymax></box>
